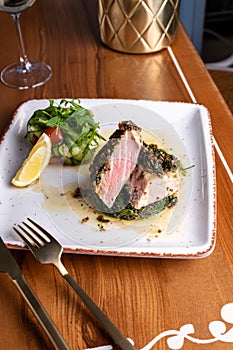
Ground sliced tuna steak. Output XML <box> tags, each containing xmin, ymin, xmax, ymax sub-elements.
<box><xmin>89</xmin><ymin>121</ymin><xmax>142</xmax><ymax>208</ymax></box>
<box><xmin>87</xmin><ymin>121</ymin><xmax>182</xmax><ymax>219</ymax></box>
<box><xmin>130</xmin><ymin>143</ymin><xmax>181</xmax><ymax>209</ymax></box>
<box><xmin>130</xmin><ymin>166</ymin><xmax>180</xmax><ymax>210</ymax></box>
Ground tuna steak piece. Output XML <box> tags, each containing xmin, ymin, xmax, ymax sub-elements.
<box><xmin>130</xmin><ymin>166</ymin><xmax>180</xmax><ymax>210</ymax></box>
<box><xmin>89</xmin><ymin>121</ymin><xmax>142</xmax><ymax>208</ymax></box>
<box><xmin>128</xmin><ymin>143</ymin><xmax>181</xmax><ymax>209</ymax></box>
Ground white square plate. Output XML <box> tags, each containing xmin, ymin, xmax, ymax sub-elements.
<box><xmin>0</xmin><ymin>99</ymin><xmax>216</xmax><ymax>258</ymax></box>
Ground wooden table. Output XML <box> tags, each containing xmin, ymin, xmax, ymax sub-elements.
<box><xmin>0</xmin><ymin>1</ymin><xmax>233</xmax><ymax>349</ymax></box>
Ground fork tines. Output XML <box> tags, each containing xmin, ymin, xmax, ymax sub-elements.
<box><xmin>13</xmin><ymin>218</ymin><xmax>50</xmax><ymax>249</ymax></box>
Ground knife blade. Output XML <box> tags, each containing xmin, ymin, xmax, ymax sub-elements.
<box><xmin>0</xmin><ymin>237</ymin><xmax>70</xmax><ymax>350</ymax></box>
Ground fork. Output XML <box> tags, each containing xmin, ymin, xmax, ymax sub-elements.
<box><xmin>0</xmin><ymin>236</ymin><xmax>70</xmax><ymax>350</ymax></box>
<box><xmin>14</xmin><ymin>218</ymin><xmax>136</xmax><ymax>350</ymax></box>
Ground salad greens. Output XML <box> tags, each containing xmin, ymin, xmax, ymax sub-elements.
<box><xmin>25</xmin><ymin>99</ymin><xmax>105</xmax><ymax>165</ymax></box>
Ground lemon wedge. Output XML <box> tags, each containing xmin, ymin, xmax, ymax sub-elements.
<box><xmin>11</xmin><ymin>133</ymin><xmax>52</xmax><ymax>188</ymax></box>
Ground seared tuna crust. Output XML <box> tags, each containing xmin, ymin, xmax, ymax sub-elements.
<box><xmin>88</xmin><ymin>121</ymin><xmax>181</xmax><ymax>219</ymax></box>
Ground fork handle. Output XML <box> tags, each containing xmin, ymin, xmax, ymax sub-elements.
<box><xmin>62</xmin><ymin>273</ymin><xmax>136</xmax><ymax>350</ymax></box>
<box><xmin>13</xmin><ymin>274</ymin><xmax>70</xmax><ymax>350</ymax></box>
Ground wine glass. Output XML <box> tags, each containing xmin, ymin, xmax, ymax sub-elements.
<box><xmin>0</xmin><ymin>0</ymin><xmax>52</xmax><ymax>89</ymax></box>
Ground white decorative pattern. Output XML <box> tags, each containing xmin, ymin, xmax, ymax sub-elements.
<box><xmin>86</xmin><ymin>303</ymin><xmax>233</xmax><ymax>349</ymax></box>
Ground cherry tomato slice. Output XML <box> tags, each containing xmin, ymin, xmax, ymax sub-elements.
<box><xmin>31</xmin><ymin>134</ymin><xmax>39</xmax><ymax>145</ymax></box>
<box><xmin>44</xmin><ymin>126</ymin><xmax>63</xmax><ymax>145</ymax></box>
<box><xmin>50</xmin><ymin>157</ymin><xmax>63</xmax><ymax>164</ymax></box>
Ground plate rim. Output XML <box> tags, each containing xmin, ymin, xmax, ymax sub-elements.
<box><xmin>0</xmin><ymin>98</ymin><xmax>216</xmax><ymax>259</ymax></box>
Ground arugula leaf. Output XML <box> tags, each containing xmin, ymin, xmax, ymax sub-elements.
<box><xmin>25</xmin><ymin>99</ymin><xmax>105</xmax><ymax>165</ymax></box>
<box><xmin>176</xmin><ymin>160</ymin><xmax>195</xmax><ymax>176</ymax></box>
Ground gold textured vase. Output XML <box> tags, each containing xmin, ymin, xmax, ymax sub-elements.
<box><xmin>98</xmin><ymin>0</ymin><xmax>180</xmax><ymax>53</ymax></box>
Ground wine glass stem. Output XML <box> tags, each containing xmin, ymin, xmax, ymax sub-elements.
<box><xmin>11</xmin><ymin>13</ymin><xmax>32</xmax><ymax>72</ymax></box>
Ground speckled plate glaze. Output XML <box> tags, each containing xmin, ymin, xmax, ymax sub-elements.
<box><xmin>0</xmin><ymin>99</ymin><xmax>216</xmax><ymax>258</ymax></box>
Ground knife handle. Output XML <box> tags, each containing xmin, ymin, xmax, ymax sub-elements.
<box><xmin>13</xmin><ymin>273</ymin><xmax>70</xmax><ymax>350</ymax></box>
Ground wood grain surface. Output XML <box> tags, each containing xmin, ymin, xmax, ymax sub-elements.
<box><xmin>0</xmin><ymin>1</ymin><xmax>232</xmax><ymax>349</ymax></box>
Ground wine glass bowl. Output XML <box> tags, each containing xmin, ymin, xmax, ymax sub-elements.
<box><xmin>0</xmin><ymin>0</ymin><xmax>36</xmax><ymax>13</ymax></box>
<box><xmin>0</xmin><ymin>0</ymin><xmax>52</xmax><ymax>89</ymax></box>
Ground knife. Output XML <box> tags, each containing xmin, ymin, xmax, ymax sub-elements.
<box><xmin>0</xmin><ymin>237</ymin><xmax>70</xmax><ymax>350</ymax></box>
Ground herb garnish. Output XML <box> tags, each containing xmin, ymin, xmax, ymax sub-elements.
<box><xmin>25</xmin><ymin>99</ymin><xmax>105</xmax><ymax>165</ymax></box>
